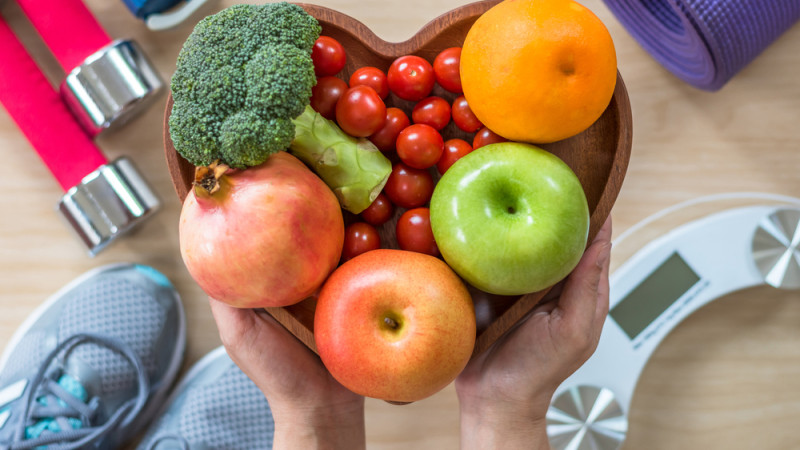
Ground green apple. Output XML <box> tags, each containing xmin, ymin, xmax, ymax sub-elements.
<box><xmin>430</xmin><ymin>142</ymin><xmax>589</xmax><ymax>295</ymax></box>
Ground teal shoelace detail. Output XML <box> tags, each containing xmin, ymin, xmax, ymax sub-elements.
<box><xmin>3</xmin><ymin>333</ymin><xmax>150</xmax><ymax>450</ymax></box>
<box><xmin>24</xmin><ymin>374</ymin><xmax>87</xmax><ymax>441</ymax></box>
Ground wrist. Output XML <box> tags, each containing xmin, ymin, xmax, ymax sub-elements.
<box><xmin>459</xmin><ymin>403</ymin><xmax>549</xmax><ymax>450</ymax></box>
<box><xmin>271</xmin><ymin>399</ymin><xmax>365</xmax><ymax>450</ymax></box>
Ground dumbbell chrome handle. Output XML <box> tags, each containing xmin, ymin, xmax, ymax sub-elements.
<box><xmin>60</xmin><ymin>39</ymin><xmax>162</xmax><ymax>136</ymax></box>
<box><xmin>15</xmin><ymin>0</ymin><xmax>162</xmax><ymax>136</ymax></box>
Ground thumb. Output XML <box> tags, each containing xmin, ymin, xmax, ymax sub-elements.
<box><xmin>207</xmin><ymin>298</ymin><xmax>261</xmax><ymax>378</ymax></box>
<box><xmin>208</xmin><ymin>297</ymin><xmax>301</xmax><ymax>356</ymax></box>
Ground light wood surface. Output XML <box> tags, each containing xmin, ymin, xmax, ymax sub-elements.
<box><xmin>1</xmin><ymin>1</ymin><xmax>799</xmax><ymax>449</ymax></box>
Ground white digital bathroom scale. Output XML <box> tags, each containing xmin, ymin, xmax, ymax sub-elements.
<box><xmin>546</xmin><ymin>196</ymin><xmax>800</xmax><ymax>450</ymax></box>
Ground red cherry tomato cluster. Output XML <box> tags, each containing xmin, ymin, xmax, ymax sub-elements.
<box><xmin>310</xmin><ymin>36</ymin><xmax>509</xmax><ymax>260</ymax></box>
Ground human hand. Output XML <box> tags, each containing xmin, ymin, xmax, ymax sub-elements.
<box><xmin>455</xmin><ymin>217</ymin><xmax>612</xmax><ymax>449</ymax></box>
<box><xmin>209</xmin><ymin>299</ymin><xmax>365</xmax><ymax>450</ymax></box>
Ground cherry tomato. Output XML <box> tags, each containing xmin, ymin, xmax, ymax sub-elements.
<box><xmin>437</xmin><ymin>138</ymin><xmax>473</xmax><ymax>174</ymax></box>
<box><xmin>310</xmin><ymin>76</ymin><xmax>348</xmax><ymax>120</ymax></box>
<box><xmin>335</xmin><ymin>85</ymin><xmax>387</xmax><ymax>137</ymax></box>
<box><xmin>349</xmin><ymin>67</ymin><xmax>389</xmax><ymax>99</ymax></box>
<box><xmin>451</xmin><ymin>95</ymin><xmax>483</xmax><ymax>133</ymax></box>
<box><xmin>368</xmin><ymin>107</ymin><xmax>410</xmax><ymax>153</ymax></box>
<box><xmin>411</xmin><ymin>96</ymin><xmax>451</xmax><ymax>131</ymax></box>
<box><xmin>311</xmin><ymin>36</ymin><xmax>346</xmax><ymax>77</ymax></box>
<box><xmin>396</xmin><ymin>208</ymin><xmax>439</xmax><ymax>256</ymax></box>
<box><xmin>342</xmin><ymin>222</ymin><xmax>381</xmax><ymax>261</ymax></box>
<box><xmin>473</xmin><ymin>126</ymin><xmax>509</xmax><ymax>149</ymax></box>
<box><xmin>433</xmin><ymin>47</ymin><xmax>462</xmax><ymax>93</ymax></box>
<box><xmin>396</xmin><ymin>124</ymin><xmax>444</xmax><ymax>169</ymax></box>
<box><xmin>383</xmin><ymin>163</ymin><xmax>435</xmax><ymax>209</ymax></box>
<box><xmin>387</xmin><ymin>55</ymin><xmax>435</xmax><ymax>101</ymax></box>
<box><xmin>360</xmin><ymin>192</ymin><xmax>394</xmax><ymax>226</ymax></box>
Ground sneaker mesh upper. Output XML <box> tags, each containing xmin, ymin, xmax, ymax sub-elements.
<box><xmin>57</xmin><ymin>276</ymin><xmax>164</xmax><ymax>395</ymax></box>
<box><xmin>0</xmin><ymin>330</ymin><xmax>48</xmax><ymax>387</ymax></box>
<box><xmin>179</xmin><ymin>365</ymin><xmax>274</xmax><ymax>450</ymax></box>
<box><xmin>138</xmin><ymin>349</ymin><xmax>275</xmax><ymax>450</ymax></box>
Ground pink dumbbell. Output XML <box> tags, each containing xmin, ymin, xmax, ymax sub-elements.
<box><xmin>0</xmin><ymin>0</ymin><xmax>162</xmax><ymax>255</ymax></box>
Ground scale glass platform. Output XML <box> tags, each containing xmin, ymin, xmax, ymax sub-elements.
<box><xmin>546</xmin><ymin>193</ymin><xmax>800</xmax><ymax>449</ymax></box>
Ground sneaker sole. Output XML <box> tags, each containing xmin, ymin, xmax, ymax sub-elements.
<box><xmin>0</xmin><ymin>263</ymin><xmax>187</xmax><ymax>434</ymax></box>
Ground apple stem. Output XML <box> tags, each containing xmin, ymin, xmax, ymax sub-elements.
<box><xmin>383</xmin><ymin>316</ymin><xmax>398</xmax><ymax>329</ymax></box>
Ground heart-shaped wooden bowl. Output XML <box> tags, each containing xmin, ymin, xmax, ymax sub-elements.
<box><xmin>164</xmin><ymin>0</ymin><xmax>632</xmax><ymax>358</ymax></box>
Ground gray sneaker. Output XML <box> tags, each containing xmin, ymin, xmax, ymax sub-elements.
<box><xmin>137</xmin><ymin>346</ymin><xmax>274</xmax><ymax>450</ymax></box>
<box><xmin>0</xmin><ymin>263</ymin><xmax>185</xmax><ymax>449</ymax></box>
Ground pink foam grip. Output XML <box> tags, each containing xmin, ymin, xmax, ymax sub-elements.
<box><xmin>15</xmin><ymin>0</ymin><xmax>111</xmax><ymax>72</ymax></box>
<box><xmin>0</xmin><ymin>18</ymin><xmax>107</xmax><ymax>192</ymax></box>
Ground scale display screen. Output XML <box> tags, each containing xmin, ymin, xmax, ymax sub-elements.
<box><xmin>611</xmin><ymin>252</ymin><xmax>701</xmax><ymax>340</ymax></box>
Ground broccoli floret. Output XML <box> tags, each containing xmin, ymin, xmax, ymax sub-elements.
<box><xmin>169</xmin><ymin>2</ymin><xmax>320</xmax><ymax>168</ymax></box>
<box><xmin>246</xmin><ymin>44</ymin><xmax>315</xmax><ymax>120</ymax></box>
<box><xmin>170</xmin><ymin>2</ymin><xmax>393</xmax><ymax>213</ymax></box>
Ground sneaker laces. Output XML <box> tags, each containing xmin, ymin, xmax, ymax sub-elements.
<box><xmin>4</xmin><ymin>333</ymin><xmax>150</xmax><ymax>450</ymax></box>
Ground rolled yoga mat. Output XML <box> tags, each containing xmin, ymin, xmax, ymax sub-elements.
<box><xmin>602</xmin><ymin>0</ymin><xmax>800</xmax><ymax>90</ymax></box>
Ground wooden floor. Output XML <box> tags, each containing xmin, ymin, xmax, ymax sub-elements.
<box><xmin>1</xmin><ymin>0</ymin><xmax>799</xmax><ymax>448</ymax></box>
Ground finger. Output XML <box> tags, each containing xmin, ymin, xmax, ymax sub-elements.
<box><xmin>594</xmin><ymin>215</ymin><xmax>613</xmax><ymax>246</ymax></box>
<box><xmin>592</xmin><ymin>245</ymin><xmax>611</xmax><ymax>336</ymax></box>
<box><xmin>531</xmin><ymin>297</ymin><xmax>558</xmax><ymax>315</ymax></box>
<box><xmin>534</xmin><ymin>216</ymin><xmax>611</xmax><ymax>312</ymax></box>
<box><xmin>208</xmin><ymin>298</ymin><xmax>265</xmax><ymax>381</ymax></box>
<box><xmin>540</xmin><ymin>280</ymin><xmax>565</xmax><ymax>303</ymax></box>
<box><xmin>594</xmin><ymin>259</ymin><xmax>612</xmax><ymax>342</ymax></box>
<box><xmin>541</xmin><ymin>217</ymin><xmax>611</xmax><ymax>309</ymax></box>
<box><xmin>593</xmin><ymin>216</ymin><xmax>612</xmax><ymax>315</ymax></box>
<box><xmin>209</xmin><ymin>298</ymin><xmax>306</xmax><ymax>349</ymax></box>
<box><xmin>208</xmin><ymin>298</ymin><xmax>305</xmax><ymax>365</ymax></box>
<box><xmin>556</xmin><ymin>225</ymin><xmax>612</xmax><ymax>327</ymax></box>
<box><xmin>256</xmin><ymin>310</ymin><xmax>310</xmax><ymax>353</ymax></box>
<box><xmin>208</xmin><ymin>297</ymin><xmax>257</xmax><ymax>345</ymax></box>
<box><xmin>209</xmin><ymin>299</ymin><xmax>326</xmax><ymax>391</ymax></box>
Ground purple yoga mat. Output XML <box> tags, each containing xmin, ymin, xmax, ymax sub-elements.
<box><xmin>602</xmin><ymin>0</ymin><xmax>800</xmax><ymax>90</ymax></box>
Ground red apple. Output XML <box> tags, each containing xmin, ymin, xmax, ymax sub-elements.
<box><xmin>314</xmin><ymin>249</ymin><xmax>476</xmax><ymax>402</ymax></box>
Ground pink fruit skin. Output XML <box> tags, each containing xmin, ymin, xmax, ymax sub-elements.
<box><xmin>314</xmin><ymin>249</ymin><xmax>476</xmax><ymax>402</ymax></box>
<box><xmin>180</xmin><ymin>152</ymin><xmax>344</xmax><ymax>308</ymax></box>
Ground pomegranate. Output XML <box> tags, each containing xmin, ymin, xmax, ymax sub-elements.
<box><xmin>179</xmin><ymin>152</ymin><xmax>344</xmax><ymax>308</ymax></box>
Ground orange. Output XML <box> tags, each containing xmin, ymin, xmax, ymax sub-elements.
<box><xmin>460</xmin><ymin>0</ymin><xmax>617</xmax><ymax>144</ymax></box>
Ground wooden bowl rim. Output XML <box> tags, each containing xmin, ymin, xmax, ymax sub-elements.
<box><xmin>296</xmin><ymin>1</ymin><xmax>501</xmax><ymax>56</ymax></box>
<box><xmin>163</xmin><ymin>0</ymin><xmax>633</xmax><ymax>357</ymax></box>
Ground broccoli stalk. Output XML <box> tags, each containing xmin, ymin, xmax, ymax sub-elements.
<box><xmin>290</xmin><ymin>106</ymin><xmax>392</xmax><ymax>214</ymax></box>
<box><xmin>169</xmin><ymin>2</ymin><xmax>392</xmax><ymax>214</ymax></box>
